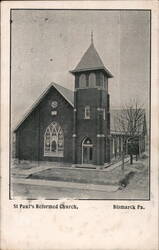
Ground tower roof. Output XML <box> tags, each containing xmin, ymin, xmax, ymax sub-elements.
<box><xmin>70</xmin><ymin>42</ymin><xmax>113</xmax><ymax>78</ymax></box>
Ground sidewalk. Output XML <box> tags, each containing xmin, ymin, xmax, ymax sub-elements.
<box><xmin>12</xmin><ymin>157</ymin><xmax>130</xmax><ymax>179</ymax></box>
<box><xmin>103</xmin><ymin>156</ymin><xmax>130</xmax><ymax>171</ymax></box>
<box><xmin>12</xmin><ymin>177</ymin><xmax>119</xmax><ymax>192</ymax></box>
<box><xmin>12</xmin><ymin>164</ymin><xmax>57</xmax><ymax>178</ymax></box>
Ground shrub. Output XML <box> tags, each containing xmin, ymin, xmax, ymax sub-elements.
<box><xmin>119</xmin><ymin>171</ymin><xmax>135</xmax><ymax>188</ymax></box>
<box><xmin>140</xmin><ymin>153</ymin><xmax>148</xmax><ymax>159</ymax></box>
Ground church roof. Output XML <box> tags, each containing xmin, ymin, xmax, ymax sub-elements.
<box><xmin>14</xmin><ymin>82</ymin><xmax>74</xmax><ymax>132</ymax></box>
<box><xmin>53</xmin><ymin>82</ymin><xmax>74</xmax><ymax>106</ymax></box>
<box><xmin>70</xmin><ymin>43</ymin><xmax>113</xmax><ymax>78</ymax></box>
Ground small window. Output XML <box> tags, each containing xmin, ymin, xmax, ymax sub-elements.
<box><xmin>85</xmin><ymin>106</ymin><xmax>90</xmax><ymax>119</ymax></box>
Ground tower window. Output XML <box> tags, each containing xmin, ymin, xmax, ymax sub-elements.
<box><xmin>85</xmin><ymin>106</ymin><xmax>90</xmax><ymax>119</ymax></box>
<box><xmin>89</xmin><ymin>73</ymin><xmax>96</xmax><ymax>88</ymax></box>
<box><xmin>79</xmin><ymin>74</ymin><xmax>86</xmax><ymax>88</ymax></box>
<box><xmin>99</xmin><ymin>72</ymin><xmax>105</xmax><ymax>88</ymax></box>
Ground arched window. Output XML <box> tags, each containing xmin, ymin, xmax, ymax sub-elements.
<box><xmin>89</xmin><ymin>73</ymin><xmax>96</xmax><ymax>88</ymax></box>
<box><xmin>82</xmin><ymin>137</ymin><xmax>92</xmax><ymax>145</ymax></box>
<box><xmin>44</xmin><ymin>122</ymin><xmax>64</xmax><ymax>157</ymax></box>
<box><xmin>79</xmin><ymin>74</ymin><xmax>86</xmax><ymax>88</ymax></box>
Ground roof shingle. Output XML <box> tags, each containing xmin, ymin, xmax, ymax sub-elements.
<box><xmin>70</xmin><ymin>43</ymin><xmax>113</xmax><ymax>78</ymax></box>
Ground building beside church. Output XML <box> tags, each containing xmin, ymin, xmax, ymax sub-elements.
<box><xmin>13</xmin><ymin>39</ymin><xmax>146</xmax><ymax>166</ymax></box>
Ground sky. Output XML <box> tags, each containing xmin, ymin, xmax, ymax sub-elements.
<box><xmin>11</xmin><ymin>10</ymin><xmax>150</xmax><ymax>129</ymax></box>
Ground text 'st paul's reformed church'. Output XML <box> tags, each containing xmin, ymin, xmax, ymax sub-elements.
<box><xmin>14</xmin><ymin>37</ymin><xmax>113</xmax><ymax>166</ymax></box>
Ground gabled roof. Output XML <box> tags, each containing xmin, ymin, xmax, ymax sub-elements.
<box><xmin>14</xmin><ymin>82</ymin><xmax>74</xmax><ymax>132</ymax></box>
<box><xmin>70</xmin><ymin>43</ymin><xmax>113</xmax><ymax>78</ymax></box>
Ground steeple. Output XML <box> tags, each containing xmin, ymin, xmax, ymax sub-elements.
<box><xmin>71</xmin><ymin>34</ymin><xmax>112</xmax><ymax>165</ymax></box>
<box><xmin>70</xmin><ymin>36</ymin><xmax>113</xmax><ymax>78</ymax></box>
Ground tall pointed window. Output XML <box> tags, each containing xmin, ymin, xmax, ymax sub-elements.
<box><xmin>44</xmin><ymin>122</ymin><xmax>64</xmax><ymax>157</ymax></box>
<box><xmin>85</xmin><ymin>106</ymin><xmax>90</xmax><ymax>119</ymax></box>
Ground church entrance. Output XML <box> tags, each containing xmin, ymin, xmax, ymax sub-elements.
<box><xmin>82</xmin><ymin>138</ymin><xmax>93</xmax><ymax>164</ymax></box>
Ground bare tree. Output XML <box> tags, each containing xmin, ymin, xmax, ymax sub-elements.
<box><xmin>114</xmin><ymin>100</ymin><xmax>146</xmax><ymax>171</ymax></box>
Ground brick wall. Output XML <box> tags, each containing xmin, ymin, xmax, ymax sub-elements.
<box><xmin>15</xmin><ymin>86</ymin><xmax>73</xmax><ymax>163</ymax></box>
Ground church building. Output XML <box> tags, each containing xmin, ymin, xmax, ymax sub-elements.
<box><xmin>13</xmin><ymin>37</ymin><xmax>146</xmax><ymax>166</ymax></box>
<box><xmin>14</xmin><ymin>37</ymin><xmax>113</xmax><ymax>166</ymax></box>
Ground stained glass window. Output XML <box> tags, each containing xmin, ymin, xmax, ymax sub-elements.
<box><xmin>44</xmin><ymin>122</ymin><xmax>64</xmax><ymax>157</ymax></box>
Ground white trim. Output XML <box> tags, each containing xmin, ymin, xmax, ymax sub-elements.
<box><xmin>103</xmin><ymin>109</ymin><xmax>105</xmax><ymax>120</ymax></box>
<box><xmin>97</xmin><ymin>87</ymin><xmax>105</xmax><ymax>90</ymax></box>
<box><xmin>96</xmin><ymin>134</ymin><xmax>105</xmax><ymax>137</ymax></box>
<box><xmin>111</xmin><ymin>131</ymin><xmax>126</xmax><ymax>135</ymax></box>
<box><xmin>83</xmin><ymin>144</ymin><xmax>93</xmax><ymax>147</ymax></box>
<box><xmin>112</xmin><ymin>138</ymin><xmax>115</xmax><ymax>154</ymax></box>
<box><xmin>51</xmin><ymin>111</ymin><xmax>57</xmax><ymax>116</ymax></box>
<box><xmin>70</xmin><ymin>66</ymin><xmax>113</xmax><ymax>78</ymax></box>
<box><xmin>97</xmin><ymin>108</ymin><xmax>103</xmax><ymax>111</ymax></box>
<box><xmin>76</xmin><ymin>86</ymin><xmax>98</xmax><ymax>90</ymax></box>
<box><xmin>44</xmin><ymin>152</ymin><xmax>63</xmax><ymax>157</ymax></box>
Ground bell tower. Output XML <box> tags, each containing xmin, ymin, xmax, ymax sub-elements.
<box><xmin>70</xmin><ymin>35</ymin><xmax>113</xmax><ymax>165</ymax></box>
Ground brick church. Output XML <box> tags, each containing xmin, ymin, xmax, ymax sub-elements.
<box><xmin>14</xmin><ymin>37</ymin><xmax>146</xmax><ymax>166</ymax></box>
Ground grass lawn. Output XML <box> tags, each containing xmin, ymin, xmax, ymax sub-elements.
<box><xmin>28</xmin><ymin>157</ymin><xmax>149</xmax><ymax>190</ymax></box>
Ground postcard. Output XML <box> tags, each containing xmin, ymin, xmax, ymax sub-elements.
<box><xmin>1</xmin><ymin>1</ymin><xmax>158</xmax><ymax>250</ymax></box>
